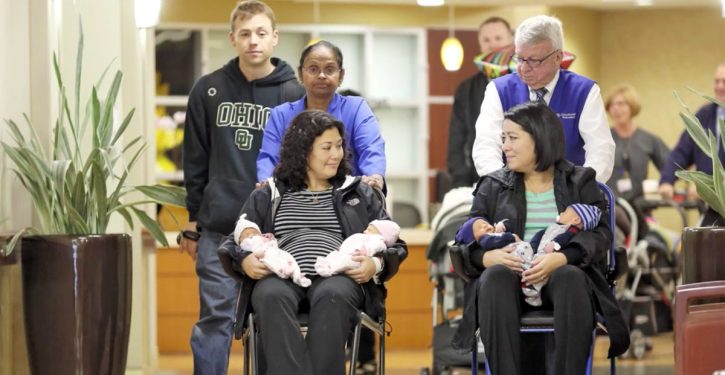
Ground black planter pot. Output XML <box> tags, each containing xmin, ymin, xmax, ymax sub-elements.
<box><xmin>21</xmin><ymin>234</ymin><xmax>132</xmax><ymax>375</ymax></box>
<box><xmin>681</xmin><ymin>226</ymin><xmax>725</xmax><ymax>284</ymax></box>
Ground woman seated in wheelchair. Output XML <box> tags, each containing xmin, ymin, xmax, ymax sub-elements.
<box><xmin>218</xmin><ymin>109</ymin><xmax>407</xmax><ymax>375</ymax></box>
<box><xmin>452</xmin><ymin>102</ymin><xmax>629</xmax><ymax>375</ymax></box>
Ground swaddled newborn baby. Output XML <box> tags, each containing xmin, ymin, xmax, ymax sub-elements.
<box><xmin>233</xmin><ymin>214</ymin><xmax>311</xmax><ymax>287</ymax></box>
<box><xmin>314</xmin><ymin>219</ymin><xmax>400</xmax><ymax>277</ymax></box>
<box><xmin>515</xmin><ymin>203</ymin><xmax>601</xmax><ymax>306</ymax></box>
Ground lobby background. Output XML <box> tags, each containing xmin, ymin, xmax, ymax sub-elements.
<box><xmin>1</xmin><ymin>0</ymin><xmax>723</xmax><ymax>374</ymax></box>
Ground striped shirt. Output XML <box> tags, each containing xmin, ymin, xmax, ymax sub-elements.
<box><xmin>524</xmin><ymin>189</ymin><xmax>558</xmax><ymax>241</ymax></box>
<box><xmin>274</xmin><ymin>188</ymin><xmax>343</xmax><ymax>275</ymax></box>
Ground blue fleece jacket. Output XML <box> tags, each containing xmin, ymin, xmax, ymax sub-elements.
<box><xmin>257</xmin><ymin>93</ymin><xmax>386</xmax><ymax>181</ymax></box>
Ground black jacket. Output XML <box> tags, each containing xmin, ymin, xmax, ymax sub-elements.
<box><xmin>447</xmin><ymin>72</ymin><xmax>488</xmax><ymax>188</ymax></box>
<box><xmin>452</xmin><ymin>160</ymin><xmax>629</xmax><ymax>358</ymax></box>
<box><xmin>217</xmin><ymin>176</ymin><xmax>408</xmax><ymax>339</ymax></box>
<box><xmin>183</xmin><ymin>57</ymin><xmax>305</xmax><ymax>234</ymax></box>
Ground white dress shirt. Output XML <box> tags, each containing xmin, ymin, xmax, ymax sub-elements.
<box><xmin>471</xmin><ymin>70</ymin><xmax>615</xmax><ymax>182</ymax></box>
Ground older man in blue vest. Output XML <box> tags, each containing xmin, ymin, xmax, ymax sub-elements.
<box><xmin>472</xmin><ymin>15</ymin><xmax>614</xmax><ymax>183</ymax></box>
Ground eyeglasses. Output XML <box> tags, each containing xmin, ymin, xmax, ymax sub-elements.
<box><xmin>513</xmin><ymin>49</ymin><xmax>560</xmax><ymax>68</ymax></box>
<box><xmin>302</xmin><ymin>66</ymin><xmax>341</xmax><ymax>77</ymax></box>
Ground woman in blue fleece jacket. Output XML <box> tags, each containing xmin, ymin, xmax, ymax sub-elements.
<box><xmin>257</xmin><ymin>40</ymin><xmax>386</xmax><ymax>188</ymax></box>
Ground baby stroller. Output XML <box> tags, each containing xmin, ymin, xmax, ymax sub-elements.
<box><xmin>420</xmin><ymin>187</ymin><xmax>486</xmax><ymax>375</ymax></box>
<box><xmin>614</xmin><ymin>198</ymin><xmax>681</xmax><ymax>359</ymax></box>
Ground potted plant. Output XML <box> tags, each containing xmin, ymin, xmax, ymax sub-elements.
<box><xmin>0</xmin><ymin>23</ymin><xmax>185</xmax><ymax>375</ymax></box>
<box><xmin>673</xmin><ymin>90</ymin><xmax>725</xmax><ymax>284</ymax></box>
<box><xmin>1</xmin><ymin>160</ymin><xmax>20</xmax><ymax>266</ymax></box>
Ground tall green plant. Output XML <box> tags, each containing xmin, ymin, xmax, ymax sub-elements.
<box><xmin>1</xmin><ymin>21</ymin><xmax>185</xmax><ymax>256</ymax></box>
<box><xmin>674</xmin><ymin>90</ymin><xmax>725</xmax><ymax>219</ymax></box>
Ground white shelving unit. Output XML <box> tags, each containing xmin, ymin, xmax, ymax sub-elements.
<box><xmin>154</xmin><ymin>23</ymin><xmax>429</xmax><ymax>224</ymax></box>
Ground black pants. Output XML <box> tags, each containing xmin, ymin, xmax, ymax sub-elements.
<box><xmin>477</xmin><ymin>264</ymin><xmax>594</xmax><ymax>375</ymax></box>
<box><xmin>251</xmin><ymin>275</ymin><xmax>364</xmax><ymax>375</ymax></box>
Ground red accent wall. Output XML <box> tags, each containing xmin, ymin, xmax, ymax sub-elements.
<box><xmin>427</xmin><ymin>28</ymin><xmax>480</xmax><ymax>96</ymax></box>
<box><xmin>426</xmin><ymin>28</ymin><xmax>479</xmax><ymax>202</ymax></box>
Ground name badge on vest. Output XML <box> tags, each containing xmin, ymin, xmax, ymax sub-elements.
<box><xmin>559</xmin><ymin>112</ymin><xmax>577</xmax><ymax>120</ymax></box>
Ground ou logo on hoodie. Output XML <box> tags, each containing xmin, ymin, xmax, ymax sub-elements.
<box><xmin>235</xmin><ymin>129</ymin><xmax>253</xmax><ymax>151</ymax></box>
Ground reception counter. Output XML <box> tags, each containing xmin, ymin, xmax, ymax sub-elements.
<box><xmin>385</xmin><ymin>228</ymin><xmax>435</xmax><ymax>349</ymax></box>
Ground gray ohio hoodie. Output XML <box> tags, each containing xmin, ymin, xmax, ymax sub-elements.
<box><xmin>183</xmin><ymin>57</ymin><xmax>305</xmax><ymax>235</ymax></box>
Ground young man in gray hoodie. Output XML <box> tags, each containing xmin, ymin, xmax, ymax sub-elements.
<box><xmin>179</xmin><ymin>1</ymin><xmax>305</xmax><ymax>373</ymax></box>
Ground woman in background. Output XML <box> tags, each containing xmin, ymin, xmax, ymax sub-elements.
<box><xmin>605</xmin><ymin>84</ymin><xmax>669</xmax><ymax>206</ymax></box>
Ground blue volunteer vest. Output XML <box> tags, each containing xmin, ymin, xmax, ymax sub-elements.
<box><xmin>494</xmin><ymin>70</ymin><xmax>594</xmax><ymax>167</ymax></box>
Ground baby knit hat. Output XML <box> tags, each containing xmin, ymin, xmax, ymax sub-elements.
<box><xmin>370</xmin><ymin>219</ymin><xmax>401</xmax><ymax>247</ymax></box>
<box><xmin>233</xmin><ymin>213</ymin><xmax>260</xmax><ymax>244</ymax></box>
<box><xmin>569</xmin><ymin>203</ymin><xmax>601</xmax><ymax>231</ymax></box>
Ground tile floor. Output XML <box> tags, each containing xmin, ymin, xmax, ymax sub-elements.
<box><xmin>157</xmin><ymin>332</ymin><xmax>675</xmax><ymax>375</ymax></box>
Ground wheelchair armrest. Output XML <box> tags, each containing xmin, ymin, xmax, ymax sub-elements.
<box><xmin>357</xmin><ymin>311</ymin><xmax>386</xmax><ymax>337</ymax></box>
<box><xmin>449</xmin><ymin>242</ymin><xmax>481</xmax><ymax>283</ymax></box>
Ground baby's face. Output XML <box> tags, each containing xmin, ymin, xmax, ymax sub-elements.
<box><xmin>364</xmin><ymin>224</ymin><xmax>379</xmax><ymax>235</ymax></box>
<box><xmin>557</xmin><ymin>207</ymin><xmax>583</xmax><ymax>229</ymax></box>
<box><xmin>240</xmin><ymin>227</ymin><xmax>261</xmax><ymax>241</ymax></box>
<box><xmin>479</xmin><ymin>221</ymin><xmax>494</xmax><ymax>234</ymax></box>
<box><xmin>472</xmin><ymin>219</ymin><xmax>495</xmax><ymax>242</ymax></box>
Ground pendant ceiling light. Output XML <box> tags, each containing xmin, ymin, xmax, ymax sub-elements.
<box><xmin>440</xmin><ymin>3</ymin><xmax>463</xmax><ymax>71</ymax></box>
<box><xmin>417</xmin><ymin>0</ymin><xmax>445</xmax><ymax>6</ymax></box>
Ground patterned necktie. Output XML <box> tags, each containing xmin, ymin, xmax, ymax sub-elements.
<box><xmin>534</xmin><ymin>87</ymin><xmax>548</xmax><ymax>103</ymax></box>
